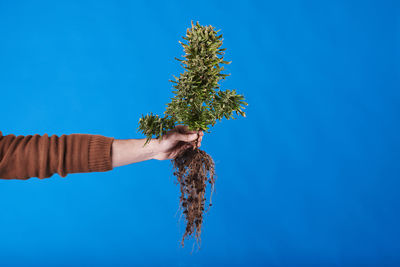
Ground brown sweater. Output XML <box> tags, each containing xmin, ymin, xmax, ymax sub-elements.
<box><xmin>0</xmin><ymin>131</ymin><xmax>114</xmax><ymax>180</ymax></box>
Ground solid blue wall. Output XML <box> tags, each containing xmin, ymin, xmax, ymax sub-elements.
<box><xmin>0</xmin><ymin>0</ymin><xmax>399</xmax><ymax>266</ymax></box>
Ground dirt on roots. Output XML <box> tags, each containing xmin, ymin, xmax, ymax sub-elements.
<box><xmin>172</xmin><ymin>146</ymin><xmax>216</xmax><ymax>249</ymax></box>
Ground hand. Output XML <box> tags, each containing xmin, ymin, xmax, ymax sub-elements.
<box><xmin>111</xmin><ymin>125</ymin><xmax>204</xmax><ymax>168</ymax></box>
<box><xmin>151</xmin><ymin>125</ymin><xmax>204</xmax><ymax>160</ymax></box>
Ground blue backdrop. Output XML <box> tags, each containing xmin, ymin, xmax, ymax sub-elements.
<box><xmin>0</xmin><ymin>0</ymin><xmax>399</xmax><ymax>266</ymax></box>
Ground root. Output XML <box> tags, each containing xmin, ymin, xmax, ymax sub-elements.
<box><xmin>171</xmin><ymin>146</ymin><xmax>216</xmax><ymax>249</ymax></box>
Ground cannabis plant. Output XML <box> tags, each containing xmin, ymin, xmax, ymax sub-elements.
<box><xmin>137</xmin><ymin>21</ymin><xmax>248</xmax><ymax>248</ymax></box>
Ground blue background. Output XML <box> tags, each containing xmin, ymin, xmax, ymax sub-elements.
<box><xmin>0</xmin><ymin>0</ymin><xmax>399</xmax><ymax>266</ymax></box>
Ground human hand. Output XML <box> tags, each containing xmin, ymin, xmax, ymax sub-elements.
<box><xmin>151</xmin><ymin>125</ymin><xmax>204</xmax><ymax>160</ymax></box>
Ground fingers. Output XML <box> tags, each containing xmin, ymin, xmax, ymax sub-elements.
<box><xmin>181</xmin><ymin>142</ymin><xmax>193</xmax><ymax>153</ymax></box>
<box><xmin>170</xmin><ymin>142</ymin><xmax>193</xmax><ymax>159</ymax></box>
<box><xmin>174</xmin><ymin>125</ymin><xmax>197</xmax><ymax>134</ymax></box>
<box><xmin>173</xmin><ymin>131</ymin><xmax>198</xmax><ymax>143</ymax></box>
<box><xmin>173</xmin><ymin>125</ymin><xmax>204</xmax><ymax>148</ymax></box>
<box><xmin>193</xmin><ymin>131</ymin><xmax>204</xmax><ymax>147</ymax></box>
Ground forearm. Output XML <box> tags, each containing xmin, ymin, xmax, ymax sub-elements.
<box><xmin>111</xmin><ymin>138</ymin><xmax>157</xmax><ymax>167</ymax></box>
<box><xmin>0</xmin><ymin>133</ymin><xmax>114</xmax><ymax>179</ymax></box>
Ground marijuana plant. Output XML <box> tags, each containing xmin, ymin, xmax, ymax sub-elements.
<box><xmin>137</xmin><ymin>21</ymin><xmax>248</xmax><ymax>248</ymax></box>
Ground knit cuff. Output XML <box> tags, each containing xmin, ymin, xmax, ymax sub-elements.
<box><xmin>88</xmin><ymin>135</ymin><xmax>114</xmax><ymax>172</ymax></box>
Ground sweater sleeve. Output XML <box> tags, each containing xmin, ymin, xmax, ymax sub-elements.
<box><xmin>0</xmin><ymin>131</ymin><xmax>114</xmax><ymax>180</ymax></box>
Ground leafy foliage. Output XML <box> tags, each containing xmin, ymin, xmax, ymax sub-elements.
<box><xmin>138</xmin><ymin>21</ymin><xmax>248</xmax><ymax>145</ymax></box>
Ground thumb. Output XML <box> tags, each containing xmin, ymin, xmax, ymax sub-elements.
<box><xmin>173</xmin><ymin>132</ymin><xmax>198</xmax><ymax>143</ymax></box>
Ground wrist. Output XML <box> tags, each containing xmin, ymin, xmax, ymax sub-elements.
<box><xmin>136</xmin><ymin>138</ymin><xmax>155</xmax><ymax>161</ymax></box>
<box><xmin>143</xmin><ymin>138</ymin><xmax>160</xmax><ymax>160</ymax></box>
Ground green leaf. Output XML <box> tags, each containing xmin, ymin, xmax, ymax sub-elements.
<box><xmin>139</xmin><ymin>21</ymin><xmax>248</xmax><ymax>145</ymax></box>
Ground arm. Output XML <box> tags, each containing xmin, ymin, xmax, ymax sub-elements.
<box><xmin>0</xmin><ymin>126</ymin><xmax>203</xmax><ymax>179</ymax></box>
